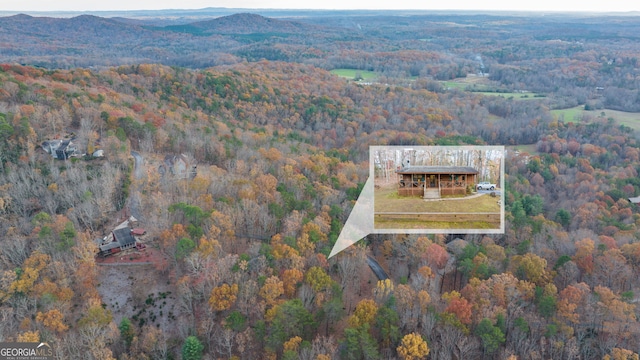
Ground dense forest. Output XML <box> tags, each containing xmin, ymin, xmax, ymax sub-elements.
<box><xmin>1</xmin><ymin>10</ymin><xmax>640</xmax><ymax>360</ymax></box>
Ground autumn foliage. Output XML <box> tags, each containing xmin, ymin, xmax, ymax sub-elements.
<box><xmin>2</xmin><ymin>21</ymin><xmax>640</xmax><ymax>357</ymax></box>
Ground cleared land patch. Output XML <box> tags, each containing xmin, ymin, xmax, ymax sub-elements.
<box><xmin>375</xmin><ymin>212</ymin><xmax>501</xmax><ymax>229</ymax></box>
<box><xmin>330</xmin><ymin>68</ymin><xmax>377</xmax><ymax>80</ymax></box>
<box><xmin>552</xmin><ymin>106</ymin><xmax>640</xmax><ymax>130</ymax></box>
<box><xmin>375</xmin><ymin>186</ymin><xmax>500</xmax><ymax>213</ymax></box>
<box><xmin>374</xmin><ymin>186</ymin><xmax>501</xmax><ymax>229</ymax></box>
<box><xmin>475</xmin><ymin>91</ymin><xmax>544</xmax><ymax>100</ymax></box>
<box><xmin>440</xmin><ymin>77</ymin><xmax>543</xmax><ymax>100</ymax></box>
<box><xmin>507</xmin><ymin>144</ymin><xmax>538</xmax><ymax>154</ymax></box>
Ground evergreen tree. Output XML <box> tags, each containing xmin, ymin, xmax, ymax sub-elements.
<box><xmin>182</xmin><ymin>336</ymin><xmax>204</xmax><ymax>360</ymax></box>
<box><xmin>118</xmin><ymin>317</ymin><xmax>134</xmax><ymax>349</ymax></box>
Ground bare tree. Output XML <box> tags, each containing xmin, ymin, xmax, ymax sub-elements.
<box><xmin>0</xmin><ymin>236</ymin><xmax>29</xmax><ymax>268</ymax></box>
<box><xmin>214</xmin><ymin>327</ymin><xmax>235</xmax><ymax>358</ymax></box>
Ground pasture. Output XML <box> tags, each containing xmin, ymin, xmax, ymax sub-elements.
<box><xmin>330</xmin><ymin>68</ymin><xmax>378</xmax><ymax>80</ymax></box>
<box><xmin>440</xmin><ymin>76</ymin><xmax>543</xmax><ymax>100</ymax></box>
<box><xmin>552</xmin><ymin>106</ymin><xmax>640</xmax><ymax>130</ymax></box>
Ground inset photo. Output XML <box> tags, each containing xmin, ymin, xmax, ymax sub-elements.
<box><xmin>372</xmin><ymin>146</ymin><xmax>504</xmax><ymax>233</ymax></box>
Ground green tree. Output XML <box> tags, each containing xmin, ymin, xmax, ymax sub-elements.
<box><xmin>169</xmin><ymin>202</ymin><xmax>211</xmax><ymax>227</ymax></box>
<box><xmin>176</xmin><ymin>237</ymin><xmax>196</xmax><ymax>259</ymax></box>
<box><xmin>475</xmin><ymin>318</ymin><xmax>505</xmax><ymax>355</ymax></box>
<box><xmin>346</xmin><ymin>182</ymin><xmax>365</xmax><ymax>201</ymax></box>
<box><xmin>527</xmin><ymin>158</ymin><xmax>541</xmax><ymax>173</ymax></box>
<box><xmin>510</xmin><ymin>201</ymin><xmax>527</xmax><ymax>228</ymax></box>
<box><xmin>537</xmin><ymin>293</ymin><xmax>557</xmax><ymax>318</ymax></box>
<box><xmin>58</xmin><ymin>221</ymin><xmax>77</xmax><ymax>251</ymax></box>
<box><xmin>118</xmin><ymin>317</ymin><xmax>135</xmax><ymax>349</ymax></box>
<box><xmin>374</xmin><ymin>303</ymin><xmax>400</xmax><ymax>348</ymax></box>
<box><xmin>343</xmin><ymin>324</ymin><xmax>380</xmax><ymax>360</ymax></box>
<box><xmin>267</xmin><ymin>299</ymin><xmax>316</xmax><ymax>351</ymax></box>
<box><xmin>555</xmin><ymin>209</ymin><xmax>571</xmax><ymax>228</ymax></box>
<box><xmin>181</xmin><ymin>336</ymin><xmax>204</xmax><ymax>360</ymax></box>
<box><xmin>0</xmin><ymin>112</ymin><xmax>15</xmax><ymax>169</ymax></box>
<box><xmin>521</xmin><ymin>195</ymin><xmax>543</xmax><ymax>216</ymax></box>
<box><xmin>0</xmin><ymin>113</ymin><xmax>14</xmax><ymax>141</ymax></box>
<box><xmin>225</xmin><ymin>310</ymin><xmax>246</xmax><ymax>331</ymax></box>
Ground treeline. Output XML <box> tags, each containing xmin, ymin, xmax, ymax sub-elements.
<box><xmin>2</xmin><ymin>13</ymin><xmax>640</xmax><ymax>114</ymax></box>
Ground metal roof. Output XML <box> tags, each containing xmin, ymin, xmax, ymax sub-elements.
<box><xmin>131</xmin><ymin>228</ymin><xmax>146</xmax><ymax>236</ymax></box>
<box><xmin>396</xmin><ymin>166</ymin><xmax>478</xmax><ymax>174</ymax></box>
<box><xmin>113</xmin><ymin>227</ymin><xmax>136</xmax><ymax>247</ymax></box>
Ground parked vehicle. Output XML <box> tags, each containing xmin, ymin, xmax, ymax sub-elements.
<box><xmin>477</xmin><ymin>181</ymin><xmax>496</xmax><ymax>190</ymax></box>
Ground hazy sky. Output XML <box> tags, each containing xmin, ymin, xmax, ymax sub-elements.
<box><xmin>3</xmin><ymin>0</ymin><xmax>639</xmax><ymax>12</ymax></box>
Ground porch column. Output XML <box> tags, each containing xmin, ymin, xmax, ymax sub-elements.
<box><xmin>423</xmin><ymin>179</ymin><xmax>426</xmax><ymax>198</ymax></box>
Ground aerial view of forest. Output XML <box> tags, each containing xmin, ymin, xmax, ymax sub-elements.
<box><xmin>1</xmin><ymin>7</ymin><xmax>640</xmax><ymax>360</ymax></box>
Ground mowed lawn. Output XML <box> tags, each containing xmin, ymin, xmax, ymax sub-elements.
<box><xmin>374</xmin><ymin>186</ymin><xmax>501</xmax><ymax>229</ymax></box>
<box><xmin>330</xmin><ymin>68</ymin><xmax>377</xmax><ymax>80</ymax></box>
<box><xmin>374</xmin><ymin>186</ymin><xmax>500</xmax><ymax>213</ymax></box>
<box><xmin>552</xmin><ymin>106</ymin><xmax>640</xmax><ymax>130</ymax></box>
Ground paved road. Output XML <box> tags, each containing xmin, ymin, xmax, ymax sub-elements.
<box><xmin>366</xmin><ymin>255</ymin><xmax>389</xmax><ymax>281</ymax></box>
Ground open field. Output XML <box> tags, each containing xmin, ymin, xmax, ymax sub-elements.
<box><xmin>507</xmin><ymin>144</ymin><xmax>538</xmax><ymax>154</ymax></box>
<box><xmin>375</xmin><ymin>186</ymin><xmax>500</xmax><ymax>213</ymax></box>
<box><xmin>374</xmin><ymin>212</ymin><xmax>501</xmax><ymax>229</ymax></box>
<box><xmin>551</xmin><ymin>106</ymin><xmax>587</xmax><ymax>122</ymax></box>
<box><xmin>441</xmin><ymin>81</ymin><xmax>469</xmax><ymax>90</ymax></box>
<box><xmin>475</xmin><ymin>91</ymin><xmax>544</xmax><ymax>100</ymax></box>
<box><xmin>441</xmin><ymin>77</ymin><xmax>543</xmax><ymax>100</ymax></box>
<box><xmin>330</xmin><ymin>68</ymin><xmax>378</xmax><ymax>80</ymax></box>
<box><xmin>552</xmin><ymin>106</ymin><xmax>640</xmax><ymax>130</ymax></box>
<box><xmin>441</xmin><ymin>74</ymin><xmax>491</xmax><ymax>87</ymax></box>
<box><xmin>374</xmin><ymin>185</ymin><xmax>501</xmax><ymax>229</ymax></box>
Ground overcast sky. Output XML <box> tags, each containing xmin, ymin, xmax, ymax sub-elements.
<box><xmin>3</xmin><ymin>0</ymin><xmax>639</xmax><ymax>13</ymax></box>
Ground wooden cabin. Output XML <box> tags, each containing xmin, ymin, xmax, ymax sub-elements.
<box><xmin>396</xmin><ymin>166</ymin><xmax>478</xmax><ymax>198</ymax></box>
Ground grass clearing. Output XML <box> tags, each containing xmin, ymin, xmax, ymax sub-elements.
<box><xmin>551</xmin><ymin>106</ymin><xmax>585</xmax><ymax>122</ymax></box>
<box><xmin>441</xmin><ymin>79</ymin><xmax>491</xmax><ymax>91</ymax></box>
<box><xmin>440</xmin><ymin>77</ymin><xmax>543</xmax><ymax>100</ymax></box>
<box><xmin>375</xmin><ymin>218</ymin><xmax>499</xmax><ymax>229</ymax></box>
<box><xmin>475</xmin><ymin>92</ymin><xmax>544</xmax><ymax>100</ymax></box>
<box><xmin>507</xmin><ymin>144</ymin><xmax>538</xmax><ymax>155</ymax></box>
<box><xmin>552</xmin><ymin>106</ymin><xmax>640</xmax><ymax>130</ymax></box>
<box><xmin>374</xmin><ymin>186</ymin><xmax>500</xmax><ymax>213</ymax></box>
<box><xmin>374</xmin><ymin>185</ymin><xmax>501</xmax><ymax>229</ymax></box>
<box><xmin>441</xmin><ymin>81</ymin><xmax>469</xmax><ymax>90</ymax></box>
<box><xmin>330</xmin><ymin>68</ymin><xmax>377</xmax><ymax>80</ymax></box>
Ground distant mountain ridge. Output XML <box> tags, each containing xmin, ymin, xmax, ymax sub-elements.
<box><xmin>188</xmin><ymin>13</ymin><xmax>316</xmax><ymax>34</ymax></box>
<box><xmin>1</xmin><ymin>11</ymin><xmax>638</xmax><ymax>70</ymax></box>
<box><xmin>0</xmin><ymin>12</ymin><xmax>343</xmax><ymax>68</ymax></box>
<box><xmin>0</xmin><ymin>13</ymin><xmax>152</xmax><ymax>41</ymax></box>
<box><xmin>0</xmin><ymin>12</ymin><xmax>319</xmax><ymax>36</ymax></box>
